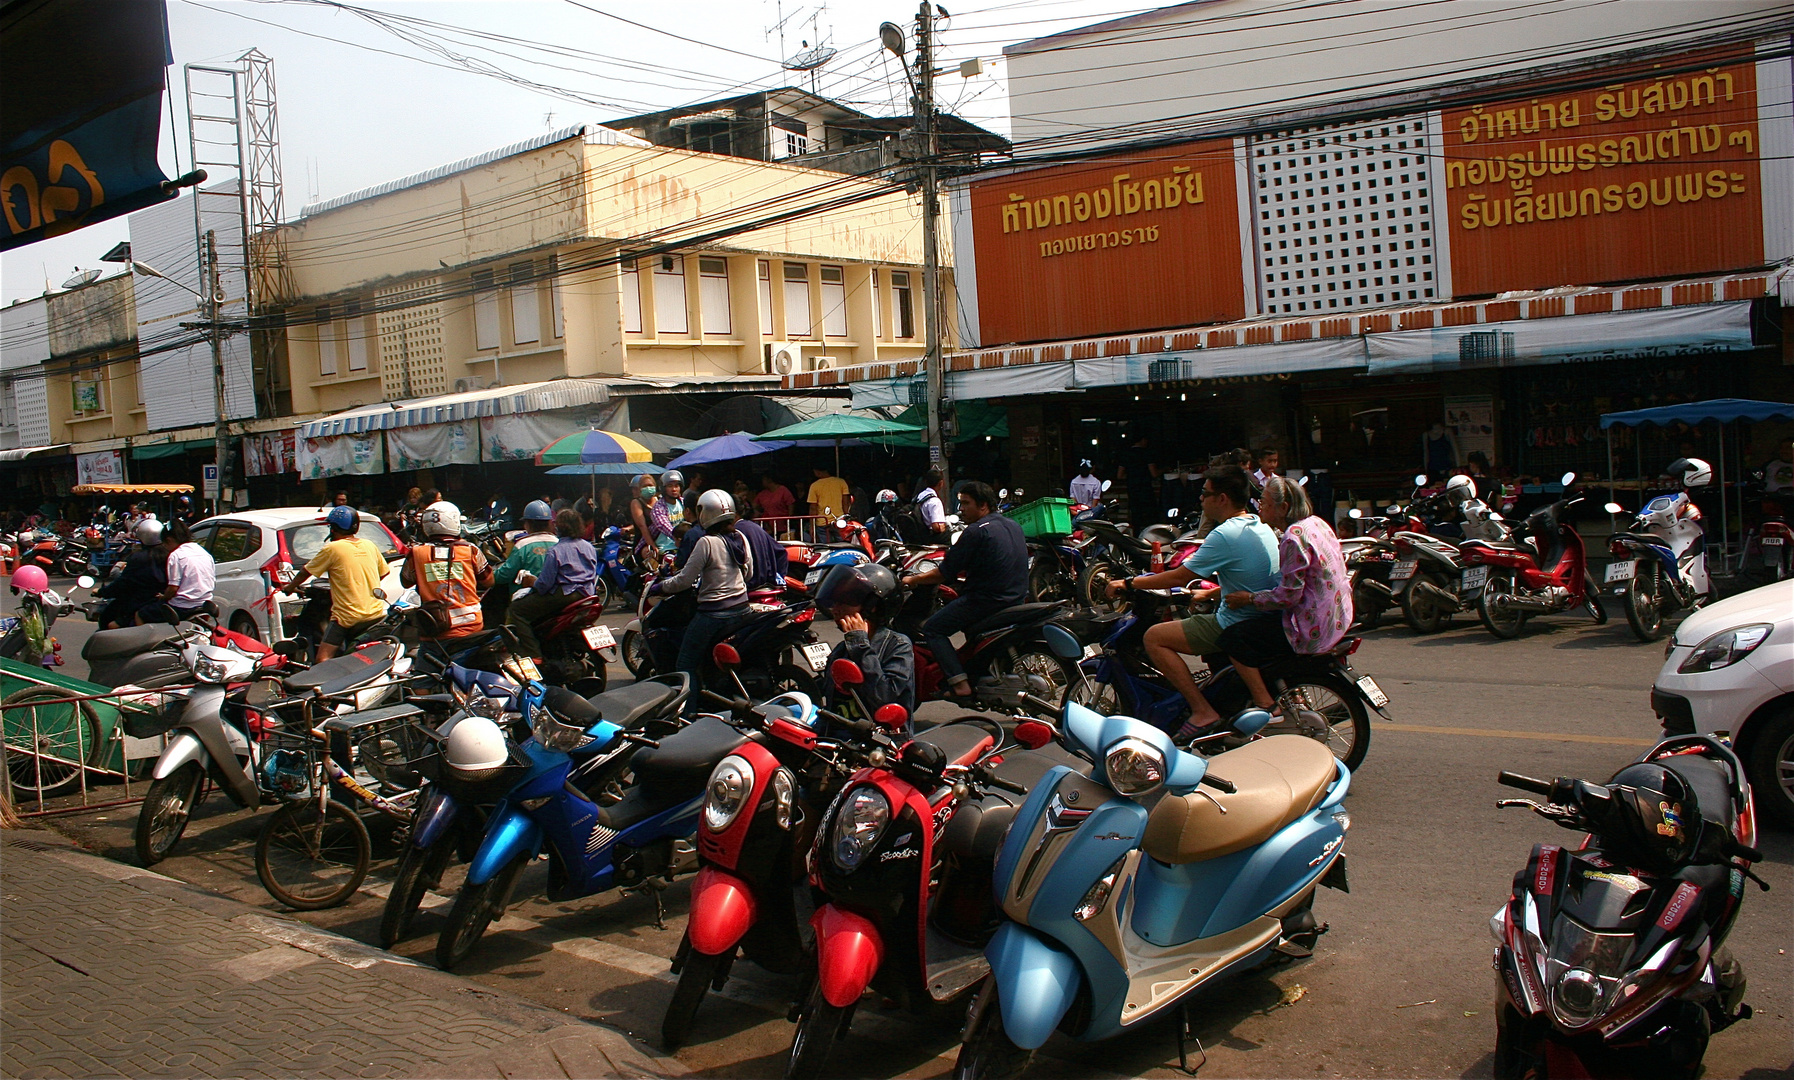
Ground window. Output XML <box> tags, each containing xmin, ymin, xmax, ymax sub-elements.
<box><xmin>286</xmin><ymin>521</ymin><xmax>397</xmax><ymax>564</ymax></box>
<box><xmin>653</xmin><ymin>255</ymin><xmax>688</xmax><ymax>335</ymax></box>
<box><xmin>549</xmin><ymin>254</ymin><xmax>564</xmax><ymax>339</ymax></box>
<box><xmin>890</xmin><ymin>270</ymin><xmax>914</xmax><ymax>338</ymax></box>
<box><xmin>317</xmin><ymin>305</ymin><xmax>338</xmax><ymax>376</ymax></box>
<box><xmin>758</xmin><ymin>260</ymin><xmax>773</xmax><ymax>335</ymax></box>
<box><xmin>472</xmin><ymin>271</ymin><xmax>499</xmax><ymax>350</ymax></box>
<box><xmin>509</xmin><ymin>261</ymin><xmax>540</xmax><ymax>344</ymax></box>
<box><xmin>621</xmin><ymin>258</ymin><xmax>642</xmax><ymax>333</ymax></box>
<box><xmin>783</xmin><ymin>262</ymin><xmax>811</xmax><ymax>337</ymax></box>
<box><xmin>769</xmin><ymin>119</ymin><xmax>809</xmax><ymax>159</ymax></box>
<box><xmin>699</xmin><ymin>257</ymin><xmax>731</xmax><ymax>336</ymax></box>
<box><xmin>871</xmin><ymin>269</ymin><xmax>882</xmax><ymax>338</ymax></box>
<box><xmin>820</xmin><ymin>265</ymin><xmax>847</xmax><ymax>337</ymax></box>
<box><xmin>344</xmin><ymin>299</ymin><xmax>368</xmax><ymax>371</ymax></box>
<box><xmin>206</xmin><ymin>522</ymin><xmax>260</xmax><ymax>563</ymax></box>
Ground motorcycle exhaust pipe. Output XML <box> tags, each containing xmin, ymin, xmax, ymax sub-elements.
<box><xmin>1355</xmin><ymin>577</ymin><xmax>1396</xmax><ymax>600</ymax></box>
<box><xmin>1410</xmin><ymin>580</ymin><xmax>1462</xmax><ymax>612</ymax></box>
<box><xmin>1492</xmin><ymin>593</ymin><xmax>1557</xmax><ymax>613</ymax></box>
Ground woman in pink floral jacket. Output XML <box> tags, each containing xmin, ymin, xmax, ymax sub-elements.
<box><xmin>1217</xmin><ymin>475</ymin><xmax>1354</xmax><ymax>711</ymax></box>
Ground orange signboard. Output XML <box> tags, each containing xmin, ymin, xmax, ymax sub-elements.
<box><xmin>967</xmin><ymin>140</ymin><xmax>1244</xmax><ymax>345</ymax></box>
<box><xmin>1443</xmin><ymin>52</ymin><xmax>1764</xmax><ymax>297</ymax></box>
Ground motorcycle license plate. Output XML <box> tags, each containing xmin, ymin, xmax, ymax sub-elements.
<box><xmin>802</xmin><ymin>642</ymin><xmax>832</xmax><ymax>673</ymax></box>
<box><xmin>1604</xmin><ymin>561</ymin><xmax>1636</xmax><ymax>584</ymax></box>
<box><xmin>805</xmin><ymin>568</ymin><xmax>826</xmax><ymax>587</ymax></box>
<box><xmin>1763</xmin><ymin>537</ymin><xmax>1786</xmax><ymax>546</ymax></box>
<box><xmin>1460</xmin><ymin>566</ymin><xmax>1488</xmax><ymax>594</ymax></box>
<box><xmin>582</xmin><ymin>625</ymin><xmax>616</xmax><ymax>650</ymax></box>
<box><xmin>1389</xmin><ymin>559</ymin><xmax>1418</xmax><ymax>581</ymax></box>
<box><xmin>1355</xmin><ymin>675</ymin><xmax>1390</xmax><ymax>709</ymax></box>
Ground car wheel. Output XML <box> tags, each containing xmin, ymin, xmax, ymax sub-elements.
<box><xmin>230</xmin><ymin>612</ymin><xmax>261</xmax><ymax>642</ymax></box>
<box><xmin>1745</xmin><ymin>703</ymin><xmax>1794</xmax><ymax>830</ymax></box>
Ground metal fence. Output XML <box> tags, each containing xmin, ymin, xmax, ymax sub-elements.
<box><xmin>1</xmin><ymin>681</ymin><xmax>176</xmax><ymax>818</ymax></box>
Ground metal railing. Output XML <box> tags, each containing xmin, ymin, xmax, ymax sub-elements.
<box><xmin>0</xmin><ymin>683</ymin><xmax>184</xmax><ymax>818</ymax></box>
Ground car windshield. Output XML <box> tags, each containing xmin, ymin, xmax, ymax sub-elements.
<box><xmin>286</xmin><ymin>521</ymin><xmax>398</xmax><ymax>564</ymax></box>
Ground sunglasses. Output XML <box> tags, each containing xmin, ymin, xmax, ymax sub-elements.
<box><xmin>1200</xmin><ymin>488</ymin><xmax>1222</xmax><ymax>499</ymax></box>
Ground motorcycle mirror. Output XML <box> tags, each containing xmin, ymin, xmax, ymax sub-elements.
<box><xmin>999</xmin><ymin>489</ymin><xmax>1009</xmax><ymax>499</ymax></box>
<box><xmin>1386</xmin><ymin>505</ymin><xmax>1401</xmax><ymax>515</ymax></box>
<box><xmin>1232</xmin><ymin>708</ymin><xmax>1272</xmax><ymax>736</ymax></box>
<box><xmin>1604</xmin><ymin>502</ymin><xmax>1624</xmax><ymax>514</ymax></box>
<box><xmin>830</xmin><ymin>657</ymin><xmax>865</xmax><ymax>689</ymax></box>
<box><xmin>1166</xmin><ymin>507</ymin><xmax>1179</xmax><ymax>518</ymax></box>
<box><xmin>1298</xmin><ymin>475</ymin><xmax>1309</xmax><ymax>487</ymax></box>
<box><xmin>835</xmin><ymin>517</ymin><xmax>848</xmax><ymax>530</ymax></box>
<box><xmin>873</xmin><ymin>703</ymin><xmax>908</xmax><ymax>730</ymax></box>
<box><xmin>1561</xmin><ymin>471</ymin><xmax>1578</xmax><ymax>487</ymax></box>
<box><xmin>1015</xmin><ymin>488</ymin><xmax>1024</xmax><ymax>497</ymax></box>
<box><xmin>1014</xmin><ymin>720</ymin><xmax>1055</xmax><ymax>750</ymax></box>
<box><xmin>712</xmin><ymin>642</ymin><xmax>742</xmax><ymax>668</ymax></box>
<box><xmin>1101</xmin><ymin>479</ymin><xmax>1113</xmax><ymax>492</ymax></box>
<box><xmin>1414</xmin><ymin>474</ymin><xmax>1428</xmax><ymax>487</ymax></box>
<box><xmin>76</xmin><ymin>575</ymin><xmax>95</xmax><ymax>590</ymax></box>
<box><xmin>1489</xmin><ymin>512</ymin><xmax>1504</xmax><ymax>521</ymax></box>
<box><xmin>1348</xmin><ymin>508</ymin><xmax>1363</xmax><ymax>519</ymax></box>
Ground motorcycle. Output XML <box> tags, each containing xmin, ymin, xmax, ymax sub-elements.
<box><xmin>1340</xmin><ymin>510</ymin><xmax>1401</xmax><ymax>631</ymax></box>
<box><xmin>888</xmin><ymin>591</ymin><xmax>1080</xmax><ymax>707</ymax></box>
<box><xmin>1489</xmin><ymin>735</ymin><xmax>1767</xmax><ymax>1080</ymax></box>
<box><xmin>1460</xmin><ymin>473</ymin><xmax>1608</xmax><ymax>639</ymax></box>
<box><xmin>598</xmin><ymin>524</ymin><xmax>641</xmax><ymax>611</ymax></box>
<box><xmin>1737</xmin><ymin>474</ymin><xmax>1793</xmax><ymax>585</ymax></box>
<box><xmin>952</xmin><ymin>706</ymin><xmax>1350</xmax><ymax>1078</ymax></box>
<box><xmin>1604</xmin><ymin>491</ymin><xmax>1712</xmax><ymax>643</ymax></box>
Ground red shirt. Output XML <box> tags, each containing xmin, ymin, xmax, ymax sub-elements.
<box><xmin>754</xmin><ymin>485</ymin><xmax>795</xmax><ymax>520</ymax></box>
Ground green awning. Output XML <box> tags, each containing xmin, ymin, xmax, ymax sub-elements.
<box><xmin>131</xmin><ymin>439</ymin><xmax>211</xmax><ymax>460</ymax></box>
<box><xmin>883</xmin><ymin>402</ymin><xmax>1009</xmax><ymax>445</ymax></box>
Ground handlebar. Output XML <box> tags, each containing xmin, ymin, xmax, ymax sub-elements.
<box><xmin>622</xmin><ymin>732</ymin><xmax>661</xmax><ymax>749</ymax></box>
<box><xmin>815</xmin><ymin>706</ymin><xmax>874</xmax><ymax>736</ymax></box>
<box><xmin>702</xmin><ymin>689</ymin><xmax>754</xmax><ymax>715</ymax></box>
<box><xmin>1498</xmin><ymin>770</ymin><xmax>1555</xmax><ymax>796</ymax></box>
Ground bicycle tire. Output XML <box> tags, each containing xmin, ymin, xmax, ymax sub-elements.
<box><xmin>255</xmin><ymin>799</ymin><xmax>370</xmax><ymax>910</ymax></box>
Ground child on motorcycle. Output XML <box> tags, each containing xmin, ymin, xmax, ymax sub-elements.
<box><xmin>813</xmin><ymin>562</ymin><xmax>914</xmax><ymax>732</ymax></box>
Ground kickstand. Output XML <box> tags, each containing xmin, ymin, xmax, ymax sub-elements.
<box><xmin>1175</xmin><ymin>1003</ymin><xmax>1205</xmax><ymax>1076</ymax></box>
<box><xmin>624</xmin><ymin>879</ymin><xmax>669</xmax><ymax>930</ymax></box>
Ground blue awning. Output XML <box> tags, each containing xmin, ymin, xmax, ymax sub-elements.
<box><xmin>298</xmin><ymin>378</ymin><xmax>611</xmax><ymax>439</ymax></box>
<box><xmin>1600</xmin><ymin>398</ymin><xmax>1794</xmax><ymax>429</ymax></box>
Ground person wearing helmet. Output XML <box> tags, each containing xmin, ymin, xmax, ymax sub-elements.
<box><xmin>493</xmin><ymin>501</ymin><xmax>558</xmax><ymax>595</ymax></box>
<box><xmin>815</xmin><ymin>563</ymin><xmax>914</xmax><ymax>728</ymax></box>
<box><xmin>95</xmin><ymin>519</ymin><xmax>172</xmax><ymax>629</ymax></box>
<box><xmin>506</xmin><ymin>509</ymin><xmax>598</xmax><ymax>660</ymax></box>
<box><xmin>282</xmin><ymin>505</ymin><xmax>388</xmax><ymax>660</ymax></box>
<box><xmin>647</xmin><ymin>488</ymin><xmax>753</xmax><ymax>701</ymax></box>
<box><xmin>649</xmin><ymin>471</ymin><xmax>687</xmax><ymax>554</ymax></box>
<box><xmin>140</xmin><ymin>518</ymin><xmax>215</xmax><ymax>626</ymax></box>
<box><xmin>865</xmin><ymin>488</ymin><xmax>904</xmax><ymax>543</ymax></box>
<box><xmin>401</xmin><ymin>501</ymin><xmax>494</xmax><ymax>643</ymax></box>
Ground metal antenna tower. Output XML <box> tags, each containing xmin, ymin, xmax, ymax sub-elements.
<box><xmin>239</xmin><ymin>49</ymin><xmax>294</xmax><ymax>309</ymax></box>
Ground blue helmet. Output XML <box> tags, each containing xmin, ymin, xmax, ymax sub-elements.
<box><xmin>522</xmin><ymin>499</ymin><xmax>553</xmax><ymax>522</ymax></box>
<box><xmin>326</xmin><ymin>505</ymin><xmax>359</xmax><ymax>532</ymax></box>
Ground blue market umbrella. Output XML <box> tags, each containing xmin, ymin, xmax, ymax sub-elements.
<box><xmin>666</xmin><ymin>432</ymin><xmax>867</xmax><ymax>471</ymax></box>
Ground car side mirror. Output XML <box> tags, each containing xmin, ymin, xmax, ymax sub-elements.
<box><xmin>830</xmin><ymin>658</ymin><xmax>864</xmax><ymax>689</ymax></box>
<box><xmin>873</xmin><ymin>703</ymin><xmax>908</xmax><ymax>730</ymax></box>
<box><xmin>1014</xmin><ymin>719</ymin><xmax>1055</xmax><ymax>750</ymax></box>
<box><xmin>712</xmin><ymin>642</ymin><xmax>741</xmax><ymax>668</ymax></box>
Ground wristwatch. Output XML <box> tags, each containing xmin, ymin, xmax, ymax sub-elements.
<box><xmin>1124</xmin><ymin>577</ymin><xmax>1137</xmax><ymax>593</ymax></box>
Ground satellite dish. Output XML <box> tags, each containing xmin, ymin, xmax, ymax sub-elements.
<box><xmin>784</xmin><ymin>43</ymin><xmax>836</xmax><ymax>71</ymax></box>
<box><xmin>61</xmin><ymin>268</ymin><xmax>101</xmax><ymax>290</ymax></box>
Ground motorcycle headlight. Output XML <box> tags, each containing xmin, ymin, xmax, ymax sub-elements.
<box><xmin>1074</xmin><ymin>856</ymin><xmax>1127</xmax><ymax>922</ymax></box>
<box><xmin>829</xmin><ymin>785</ymin><xmax>890</xmax><ymax>872</ymax></box>
<box><xmin>1678</xmin><ymin>624</ymin><xmax>1772</xmax><ymax>673</ymax></box>
<box><xmin>193</xmin><ymin>656</ymin><xmax>230</xmax><ymax>684</ymax></box>
<box><xmin>1104</xmin><ymin>737</ymin><xmax>1167</xmax><ymax>797</ymax></box>
<box><xmin>1545</xmin><ymin>915</ymin><xmax>1633</xmax><ymax>1029</ymax></box>
<box><xmin>704</xmin><ymin>755</ymin><xmax>755</xmax><ymax>833</ymax></box>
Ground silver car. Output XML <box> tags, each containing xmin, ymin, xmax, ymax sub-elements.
<box><xmin>190</xmin><ymin>508</ymin><xmax>406</xmax><ymax>643</ymax></box>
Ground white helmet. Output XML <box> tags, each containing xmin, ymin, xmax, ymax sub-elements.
<box><xmin>134</xmin><ymin>519</ymin><xmax>164</xmax><ymax>545</ymax></box>
<box><xmin>876</xmin><ymin>488</ymin><xmax>898</xmax><ymax>506</ymax></box>
<box><xmin>1666</xmin><ymin>457</ymin><xmax>1712</xmax><ymax>488</ymax></box>
<box><xmin>696</xmin><ymin>487</ymin><xmax>736</xmax><ymax>529</ymax></box>
<box><xmin>1444</xmin><ymin>474</ymin><xmax>1477</xmax><ymax>505</ymax></box>
<box><xmin>444</xmin><ymin>715</ymin><xmax>508</xmax><ymax>780</ymax></box>
<box><xmin>420</xmin><ymin>500</ymin><xmax>462</xmax><ymax>538</ymax></box>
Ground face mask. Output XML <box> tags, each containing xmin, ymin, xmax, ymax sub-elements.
<box><xmin>640</xmin><ymin>487</ymin><xmax>657</xmax><ymax>499</ymax></box>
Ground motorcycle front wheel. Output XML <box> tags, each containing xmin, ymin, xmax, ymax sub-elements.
<box><xmin>135</xmin><ymin>761</ymin><xmax>205</xmax><ymax>866</ymax></box>
<box><xmin>785</xmin><ymin>982</ymin><xmax>856</xmax><ymax>1080</ymax></box>
<box><xmin>1399</xmin><ymin>573</ymin><xmax>1451</xmax><ymax>634</ymax></box>
<box><xmin>1077</xmin><ymin>559</ymin><xmax>1126</xmax><ymax>615</ymax></box>
<box><xmin>661</xmin><ymin>942</ymin><xmax>729</xmax><ymax>1051</ymax></box>
<box><xmin>954</xmin><ymin>981</ymin><xmax>1033</xmax><ymax>1080</ymax></box>
<box><xmin>1349</xmin><ymin>577</ymin><xmax>1385</xmax><ymax>631</ymax></box>
<box><xmin>1477</xmin><ymin>571</ymin><xmax>1528</xmax><ymax>639</ymax></box>
<box><xmin>379</xmin><ymin>831</ymin><xmax>458</xmax><ymax>948</ymax></box>
<box><xmin>436</xmin><ymin>852</ymin><xmax>529</xmax><ymax>970</ymax></box>
<box><xmin>621</xmin><ymin>628</ymin><xmax>651</xmax><ymax>677</ymax></box>
<box><xmin>1624</xmin><ymin>562</ymin><xmax>1665</xmax><ymax>642</ymax></box>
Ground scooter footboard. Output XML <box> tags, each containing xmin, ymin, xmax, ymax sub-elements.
<box><xmin>688</xmin><ymin>866</ymin><xmax>758</xmax><ymax>956</ymax></box>
<box><xmin>987</xmin><ymin>922</ymin><xmax>1082</xmax><ymax>1050</ymax></box>
<box><xmin>811</xmin><ymin>904</ymin><xmax>884</xmax><ymax>1009</ymax></box>
<box><xmin>468</xmin><ymin>803</ymin><xmax>541</xmax><ymax>886</ymax></box>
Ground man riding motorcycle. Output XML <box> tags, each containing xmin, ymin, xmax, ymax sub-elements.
<box><xmin>401</xmin><ymin>500</ymin><xmax>494</xmax><ymax>643</ymax></box>
<box><xmin>95</xmin><ymin>519</ymin><xmax>170</xmax><ymax>629</ymax></box>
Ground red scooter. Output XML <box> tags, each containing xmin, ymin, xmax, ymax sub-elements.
<box><xmin>660</xmin><ymin>656</ymin><xmax>900</xmax><ymax>1050</ymax></box>
<box><xmin>1460</xmin><ymin>472</ymin><xmax>1607</xmax><ymax>639</ymax></box>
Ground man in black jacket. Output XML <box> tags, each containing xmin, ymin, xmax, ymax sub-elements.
<box><xmin>96</xmin><ymin>520</ymin><xmax>170</xmax><ymax>629</ymax></box>
<box><xmin>902</xmin><ymin>481</ymin><xmax>1027</xmax><ymax>698</ymax></box>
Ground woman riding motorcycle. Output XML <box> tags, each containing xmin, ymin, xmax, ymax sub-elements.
<box><xmin>814</xmin><ymin>561</ymin><xmax>915</xmax><ymax>731</ymax></box>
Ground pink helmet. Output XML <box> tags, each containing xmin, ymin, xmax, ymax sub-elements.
<box><xmin>10</xmin><ymin>564</ymin><xmax>49</xmax><ymax>595</ymax></box>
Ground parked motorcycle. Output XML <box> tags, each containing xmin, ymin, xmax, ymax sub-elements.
<box><xmin>1460</xmin><ymin>473</ymin><xmax>1607</xmax><ymax>639</ymax></box>
<box><xmin>889</xmin><ymin>592</ymin><xmax>1079</xmax><ymax>707</ymax></box>
<box><xmin>1738</xmin><ymin>473</ymin><xmax>1793</xmax><ymax>585</ymax></box>
<box><xmin>1489</xmin><ymin>735</ymin><xmax>1767</xmax><ymax>1080</ymax></box>
<box><xmin>952</xmin><ymin>706</ymin><xmax>1350</xmax><ymax>1078</ymax></box>
<box><xmin>1605</xmin><ymin>490</ymin><xmax>1712</xmax><ymax>643</ymax></box>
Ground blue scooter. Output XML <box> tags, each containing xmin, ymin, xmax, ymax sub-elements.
<box><xmin>436</xmin><ymin>675</ymin><xmax>750</xmax><ymax>969</ymax></box>
<box><xmin>599</xmin><ymin>525</ymin><xmax>639</xmax><ymax>610</ymax></box>
<box><xmin>953</xmin><ymin>702</ymin><xmax>1351</xmax><ymax>1078</ymax></box>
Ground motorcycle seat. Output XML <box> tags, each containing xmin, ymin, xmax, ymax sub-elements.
<box><xmin>82</xmin><ymin>622</ymin><xmax>182</xmax><ymax>661</ymax></box>
<box><xmin>964</xmin><ymin>602</ymin><xmax>1064</xmax><ymax>637</ymax></box>
<box><xmin>1141</xmin><ymin>736</ymin><xmax>1336</xmax><ymax>865</ymax></box>
<box><xmin>914</xmin><ymin>721</ymin><xmax>997</xmax><ymax>768</ymax></box>
<box><xmin>586</xmin><ymin>680</ymin><xmax>680</xmax><ymax>727</ymax></box>
<box><xmin>1610</xmin><ymin>531</ymin><xmax>1669</xmax><ymax>548</ymax></box>
<box><xmin>630</xmin><ymin>715</ymin><xmax>749</xmax><ymax>783</ymax></box>
<box><xmin>940</xmin><ymin>744</ymin><xmax>1090</xmax><ymax>863</ymax></box>
<box><xmin>1658</xmin><ymin>754</ymin><xmax>1738</xmax><ymax>825</ymax></box>
<box><xmin>283</xmin><ymin>642</ymin><xmax>398</xmax><ymax>695</ymax></box>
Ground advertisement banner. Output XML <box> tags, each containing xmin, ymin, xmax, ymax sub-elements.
<box><xmin>1364</xmin><ymin>301</ymin><xmax>1754</xmax><ymax>374</ymax></box>
<box><xmin>388</xmin><ymin>421</ymin><xmax>479</xmax><ymax>470</ymax></box>
<box><xmin>242</xmin><ymin>430</ymin><xmax>296</xmax><ymax>477</ymax></box>
<box><xmin>481</xmin><ymin>412</ymin><xmax>574</xmax><ymax>462</ymax></box>
<box><xmin>1442</xmin><ymin>50</ymin><xmax>1764</xmax><ymax>296</ymax></box>
<box><xmin>75</xmin><ymin>448</ymin><xmax>123</xmax><ymax>486</ymax></box>
<box><xmin>966</xmin><ymin>139</ymin><xmax>1245</xmax><ymax>345</ymax></box>
<box><xmin>297</xmin><ymin>432</ymin><xmax>385</xmax><ymax>479</ymax></box>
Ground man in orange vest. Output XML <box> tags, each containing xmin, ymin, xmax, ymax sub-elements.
<box><xmin>401</xmin><ymin>501</ymin><xmax>494</xmax><ymax>642</ymax></box>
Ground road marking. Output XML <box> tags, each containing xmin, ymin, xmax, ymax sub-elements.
<box><xmin>1379</xmin><ymin>722</ymin><xmax>1653</xmax><ymax>747</ymax></box>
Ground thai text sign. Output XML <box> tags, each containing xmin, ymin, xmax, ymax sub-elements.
<box><xmin>968</xmin><ymin>140</ymin><xmax>1244</xmax><ymax>345</ymax></box>
<box><xmin>1443</xmin><ymin>52</ymin><xmax>1763</xmax><ymax>296</ymax></box>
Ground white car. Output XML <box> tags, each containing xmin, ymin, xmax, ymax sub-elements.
<box><xmin>1650</xmin><ymin>578</ymin><xmax>1794</xmax><ymax>828</ymax></box>
<box><xmin>188</xmin><ymin>508</ymin><xmax>406</xmax><ymax>644</ymax></box>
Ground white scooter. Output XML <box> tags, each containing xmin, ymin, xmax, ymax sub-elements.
<box><xmin>1603</xmin><ymin>457</ymin><xmax>1713</xmax><ymax>643</ymax></box>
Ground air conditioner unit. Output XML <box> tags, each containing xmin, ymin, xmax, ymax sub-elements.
<box><xmin>453</xmin><ymin>376</ymin><xmax>481</xmax><ymax>393</ymax></box>
<box><xmin>810</xmin><ymin>355</ymin><xmax>839</xmax><ymax>372</ymax></box>
<box><xmin>767</xmin><ymin>341</ymin><xmax>802</xmax><ymax>375</ymax></box>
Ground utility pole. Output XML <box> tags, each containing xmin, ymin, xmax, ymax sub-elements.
<box><xmin>914</xmin><ymin>0</ymin><xmax>946</xmax><ymax>484</ymax></box>
<box><xmin>205</xmin><ymin>229</ymin><xmax>230</xmax><ymax>514</ymax></box>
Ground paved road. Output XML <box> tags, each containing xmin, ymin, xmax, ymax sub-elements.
<box><xmin>11</xmin><ymin>593</ymin><xmax>1793</xmax><ymax>1079</ymax></box>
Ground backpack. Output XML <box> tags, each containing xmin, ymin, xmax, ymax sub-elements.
<box><xmin>891</xmin><ymin>495</ymin><xmax>934</xmax><ymax>545</ymax></box>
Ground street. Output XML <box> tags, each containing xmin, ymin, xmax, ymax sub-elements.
<box><xmin>17</xmin><ymin>598</ymin><xmax>1793</xmax><ymax>1080</ymax></box>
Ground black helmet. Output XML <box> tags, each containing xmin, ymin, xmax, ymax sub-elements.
<box><xmin>815</xmin><ymin>562</ymin><xmax>899</xmax><ymax>622</ymax></box>
<box><xmin>1603</xmin><ymin>762</ymin><xmax>1701</xmax><ymax>874</ymax></box>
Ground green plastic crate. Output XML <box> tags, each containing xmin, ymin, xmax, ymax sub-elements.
<box><xmin>1011</xmin><ymin>496</ymin><xmax>1074</xmax><ymax>539</ymax></box>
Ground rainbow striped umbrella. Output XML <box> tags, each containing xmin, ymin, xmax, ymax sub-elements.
<box><xmin>534</xmin><ymin>429</ymin><xmax>655</xmax><ymax>466</ymax></box>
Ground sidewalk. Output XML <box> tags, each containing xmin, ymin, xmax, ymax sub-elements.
<box><xmin>0</xmin><ymin>828</ymin><xmax>686</xmax><ymax>1080</ymax></box>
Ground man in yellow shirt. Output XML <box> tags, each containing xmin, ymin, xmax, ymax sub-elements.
<box><xmin>281</xmin><ymin>505</ymin><xmax>389</xmax><ymax>659</ymax></box>
<box><xmin>806</xmin><ymin>465</ymin><xmax>852</xmax><ymax>537</ymax></box>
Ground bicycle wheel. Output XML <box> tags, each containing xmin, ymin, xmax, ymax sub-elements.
<box><xmin>255</xmin><ymin>799</ymin><xmax>370</xmax><ymax>910</ymax></box>
<box><xmin>3</xmin><ymin>687</ymin><xmax>102</xmax><ymax>800</ymax></box>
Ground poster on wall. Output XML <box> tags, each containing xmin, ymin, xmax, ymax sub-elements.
<box><xmin>481</xmin><ymin>412</ymin><xmax>576</xmax><ymax>462</ymax></box>
<box><xmin>388</xmin><ymin>421</ymin><xmax>478</xmax><ymax>470</ymax></box>
<box><xmin>1442</xmin><ymin>49</ymin><xmax>1764</xmax><ymax>296</ymax></box>
<box><xmin>966</xmin><ymin>138</ymin><xmax>1245</xmax><ymax>346</ymax></box>
<box><xmin>1443</xmin><ymin>395</ymin><xmax>1495</xmax><ymax>465</ymax></box>
<box><xmin>298</xmin><ymin>432</ymin><xmax>384</xmax><ymax>479</ymax></box>
<box><xmin>75</xmin><ymin>448</ymin><xmax>124</xmax><ymax>485</ymax></box>
<box><xmin>243</xmin><ymin>430</ymin><xmax>297</xmax><ymax>477</ymax></box>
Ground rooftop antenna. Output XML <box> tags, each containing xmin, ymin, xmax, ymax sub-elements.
<box><xmin>783</xmin><ymin>5</ymin><xmax>836</xmax><ymax>94</ymax></box>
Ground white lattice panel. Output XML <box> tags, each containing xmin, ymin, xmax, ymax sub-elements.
<box><xmin>376</xmin><ymin>278</ymin><xmax>445</xmax><ymax>400</ymax></box>
<box><xmin>1249</xmin><ymin>116</ymin><xmax>1440</xmax><ymax>315</ymax></box>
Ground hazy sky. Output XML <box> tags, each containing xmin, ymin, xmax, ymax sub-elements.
<box><xmin>3</xmin><ymin>0</ymin><xmax>1138</xmax><ymax>305</ymax></box>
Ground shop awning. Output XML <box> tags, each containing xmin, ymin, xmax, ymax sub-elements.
<box><xmin>131</xmin><ymin>438</ymin><xmax>212</xmax><ymax>460</ymax></box>
<box><xmin>72</xmin><ymin>482</ymin><xmax>195</xmax><ymax>495</ymax></box>
<box><xmin>1364</xmin><ymin>302</ymin><xmax>1754</xmax><ymax>375</ymax></box>
<box><xmin>298</xmin><ymin>378</ymin><xmax>611</xmax><ymax>439</ymax></box>
<box><xmin>1600</xmin><ymin>398</ymin><xmax>1794</xmax><ymax>429</ymax></box>
<box><xmin>0</xmin><ymin>444</ymin><xmax>70</xmax><ymax>462</ymax></box>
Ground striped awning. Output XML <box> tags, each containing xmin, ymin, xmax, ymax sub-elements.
<box><xmin>298</xmin><ymin>379</ymin><xmax>611</xmax><ymax>440</ymax></box>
